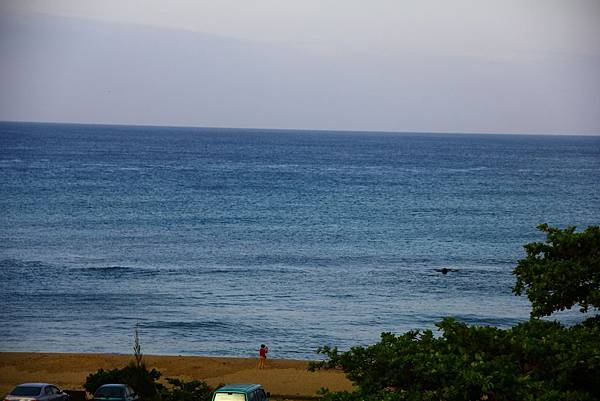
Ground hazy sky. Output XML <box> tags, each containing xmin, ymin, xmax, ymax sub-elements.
<box><xmin>1</xmin><ymin>0</ymin><xmax>599</xmax><ymax>134</ymax></box>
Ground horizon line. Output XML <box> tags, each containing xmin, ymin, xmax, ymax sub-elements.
<box><xmin>1</xmin><ymin>119</ymin><xmax>599</xmax><ymax>137</ymax></box>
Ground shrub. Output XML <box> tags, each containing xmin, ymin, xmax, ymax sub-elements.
<box><xmin>311</xmin><ymin>225</ymin><xmax>600</xmax><ymax>401</ymax></box>
<box><xmin>311</xmin><ymin>318</ymin><xmax>600</xmax><ymax>401</ymax></box>
<box><xmin>84</xmin><ymin>324</ymin><xmax>215</xmax><ymax>401</ymax></box>
<box><xmin>84</xmin><ymin>363</ymin><xmax>216</xmax><ymax>401</ymax></box>
<box><xmin>84</xmin><ymin>362</ymin><xmax>163</xmax><ymax>401</ymax></box>
<box><xmin>160</xmin><ymin>378</ymin><xmax>214</xmax><ymax>401</ymax></box>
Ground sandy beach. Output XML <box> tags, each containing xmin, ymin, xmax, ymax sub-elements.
<box><xmin>0</xmin><ymin>353</ymin><xmax>352</xmax><ymax>400</ymax></box>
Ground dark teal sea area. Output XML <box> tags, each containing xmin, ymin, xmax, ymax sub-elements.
<box><xmin>1</xmin><ymin>122</ymin><xmax>599</xmax><ymax>358</ymax></box>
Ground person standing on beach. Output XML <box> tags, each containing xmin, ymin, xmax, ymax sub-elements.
<box><xmin>257</xmin><ymin>344</ymin><xmax>268</xmax><ymax>369</ymax></box>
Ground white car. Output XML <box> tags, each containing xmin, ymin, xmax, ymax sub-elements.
<box><xmin>4</xmin><ymin>383</ymin><xmax>69</xmax><ymax>401</ymax></box>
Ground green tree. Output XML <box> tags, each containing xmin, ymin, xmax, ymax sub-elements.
<box><xmin>513</xmin><ymin>224</ymin><xmax>600</xmax><ymax>317</ymax></box>
<box><xmin>84</xmin><ymin>324</ymin><xmax>162</xmax><ymax>401</ymax></box>
<box><xmin>159</xmin><ymin>378</ymin><xmax>215</xmax><ymax>401</ymax></box>
<box><xmin>310</xmin><ymin>318</ymin><xmax>600</xmax><ymax>401</ymax></box>
<box><xmin>83</xmin><ymin>363</ymin><xmax>163</xmax><ymax>400</ymax></box>
<box><xmin>310</xmin><ymin>224</ymin><xmax>600</xmax><ymax>401</ymax></box>
<box><xmin>85</xmin><ymin>324</ymin><xmax>215</xmax><ymax>401</ymax></box>
<box><xmin>84</xmin><ymin>366</ymin><xmax>217</xmax><ymax>401</ymax></box>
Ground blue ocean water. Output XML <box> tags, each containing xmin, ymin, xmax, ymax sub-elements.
<box><xmin>1</xmin><ymin>122</ymin><xmax>599</xmax><ymax>359</ymax></box>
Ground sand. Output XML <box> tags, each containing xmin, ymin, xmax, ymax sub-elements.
<box><xmin>0</xmin><ymin>353</ymin><xmax>352</xmax><ymax>400</ymax></box>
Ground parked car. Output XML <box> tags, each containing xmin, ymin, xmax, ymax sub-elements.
<box><xmin>212</xmin><ymin>384</ymin><xmax>269</xmax><ymax>401</ymax></box>
<box><xmin>4</xmin><ymin>383</ymin><xmax>69</xmax><ymax>401</ymax></box>
<box><xmin>92</xmin><ymin>385</ymin><xmax>137</xmax><ymax>401</ymax></box>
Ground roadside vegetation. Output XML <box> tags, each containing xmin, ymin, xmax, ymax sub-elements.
<box><xmin>309</xmin><ymin>225</ymin><xmax>600</xmax><ymax>401</ymax></box>
<box><xmin>84</xmin><ymin>324</ymin><xmax>215</xmax><ymax>401</ymax></box>
<box><xmin>84</xmin><ymin>366</ymin><xmax>214</xmax><ymax>401</ymax></box>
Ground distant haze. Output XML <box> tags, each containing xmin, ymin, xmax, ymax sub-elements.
<box><xmin>1</xmin><ymin>0</ymin><xmax>599</xmax><ymax>134</ymax></box>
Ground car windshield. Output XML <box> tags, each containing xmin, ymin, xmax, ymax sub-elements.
<box><xmin>213</xmin><ymin>393</ymin><xmax>246</xmax><ymax>401</ymax></box>
<box><xmin>95</xmin><ymin>387</ymin><xmax>125</xmax><ymax>398</ymax></box>
<box><xmin>10</xmin><ymin>386</ymin><xmax>43</xmax><ymax>396</ymax></box>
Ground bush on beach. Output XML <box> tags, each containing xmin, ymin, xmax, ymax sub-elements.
<box><xmin>84</xmin><ymin>323</ymin><xmax>215</xmax><ymax>401</ymax></box>
<box><xmin>311</xmin><ymin>318</ymin><xmax>600</xmax><ymax>401</ymax></box>
<box><xmin>84</xmin><ymin>362</ymin><xmax>215</xmax><ymax>401</ymax></box>
<box><xmin>310</xmin><ymin>225</ymin><xmax>600</xmax><ymax>401</ymax></box>
<box><xmin>83</xmin><ymin>362</ymin><xmax>163</xmax><ymax>401</ymax></box>
<box><xmin>160</xmin><ymin>378</ymin><xmax>214</xmax><ymax>401</ymax></box>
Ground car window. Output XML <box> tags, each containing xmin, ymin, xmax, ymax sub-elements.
<box><xmin>11</xmin><ymin>387</ymin><xmax>43</xmax><ymax>396</ymax></box>
<box><xmin>44</xmin><ymin>387</ymin><xmax>53</xmax><ymax>395</ymax></box>
<box><xmin>258</xmin><ymin>390</ymin><xmax>267</xmax><ymax>401</ymax></box>
<box><xmin>95</xmin><ymin>387</ymin><xmax>125</xmax><ymax>398</ymax></box>
<box><xmin>213</xmin><ymin>393</ymin><xmax>246</xmax><ymax>401</ymax></box>
<box><xmin>51</xmin><ymin>387</ymin><xmax>60</xmax><ymax>394</ymax></box>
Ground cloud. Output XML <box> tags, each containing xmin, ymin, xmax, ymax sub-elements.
<box><xmin>1</xmin><ymin>7</ymin><xmax>599</xmax><ymax>134</ymax></box>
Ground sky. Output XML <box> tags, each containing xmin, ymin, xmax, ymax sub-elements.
<box><xmin>1</xmin><ymin>0</ymin><xmax>599</xmax><ymax>134</ymax></box>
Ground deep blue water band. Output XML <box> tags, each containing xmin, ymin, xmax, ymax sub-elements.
<box><xmin>1</xmin><ymin>122</ymin><xmax>598</xmax><ymax>358</ymax></box>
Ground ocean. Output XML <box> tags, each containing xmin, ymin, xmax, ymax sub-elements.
<box><xmin>1</xmin><ymin>122</ymin><xmax>598</xmax><ymax>359</ymax></box>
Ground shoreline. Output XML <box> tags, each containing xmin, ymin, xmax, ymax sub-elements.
<box><xmin>0</xmin><ymin>352</ymin><xmax>352</xmax><ymax>399</ymax></box>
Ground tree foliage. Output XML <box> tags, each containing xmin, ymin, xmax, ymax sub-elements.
<box><xmin>160</xmin><ymin>378</ymin><xmax>214</xmax><ymax>401</ymax></box>
<box><xmin>84</xmin><ymin>364</ymin><xmax>215</xmax><ymax>401</ymax></box>
<box><xmin>84</xmin><ymin>325</ymin><xmax>214</xmax><ymax>401</ymax></box>
<box><xmin>513</xmin><ymin>224</ymin><xmax>600</xmax><ymax>317</ymax></box>
<box><xmin>84</xmin><ymin>362</ymin><xmax>163</xmax><ymax>401</ymax></box>
<box><xmin>310</xmin><ymin>318</ymin><xmax>600</xmax><ymax>401</ymax></box>
<box><xmin>311</xmin><ymin>225</ymin><xmax>600</xmax><ymax>401</ymax></box>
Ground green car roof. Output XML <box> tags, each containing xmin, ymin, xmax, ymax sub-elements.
<box><xmin>215</xmin><ymin>384</ymin><xmax>262</xmax><ymax>393</ymax></box>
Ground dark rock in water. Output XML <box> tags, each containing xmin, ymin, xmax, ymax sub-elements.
<box><xmin>435</xmin><ymin>267</ymin><xmax>457</xmax><ymax>275</ymax></box>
